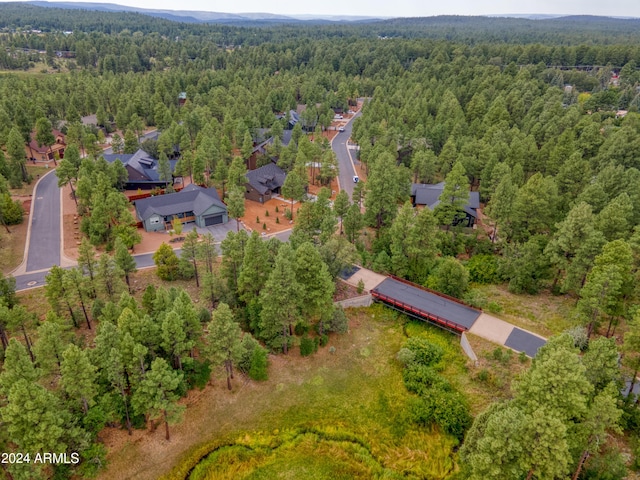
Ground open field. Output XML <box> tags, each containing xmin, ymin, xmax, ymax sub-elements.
<box><xmin>473</xmin><ymin>284</ymin><xmax>577</xmax><ymax>337</ymax></box>
<box><xmin>96</xmin><ymin>305</ymin><xmax>469</xmax><ymax>480</ymax></box>
<box><xmin>0</xmin><ymin>221</ymin><xmax>27</xmax><ymax>274</ymax></box>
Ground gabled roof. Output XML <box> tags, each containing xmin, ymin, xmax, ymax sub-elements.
<box><xmin>103</xmin><ymin>149</ymin><xmax>178</xmax><ymax>183</ymax></box>
<box><xmin>28</xmin><ymin>129</ymin><xmax>65</xmax><ymax>153</ymax></box>
<box><xmin>412</xmin><ymin>182</ymin><xmax>480</xmax><ymax>218</ymax></box>
<box><xmin>134</xmin><ymin>184</ymin><xmax>226</xmax><ymax>221</ymax></box>
<box><xmin>245</xmin><ymin>164</ymin><xmax>286</xmax><ymax>195</ymax></box>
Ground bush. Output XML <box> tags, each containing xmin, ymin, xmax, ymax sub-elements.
<box><xmin>0</xmin><ymin>193</ymin><xmax>24</xmax><ymax>224</ymax></box>
<box><xmin>284</xmin><ymin>208</ymin><xmax>292</xmax><ymax>220</ymax></box>
<box><xmin>403</xmin><ymin>337</ymin><xmax>444</xmax><ymax>367</ymax></box>
<box><xmin>153</xmin><ymin>243</ymin><xmax>179</xmax><ymax>280</ymax></box>
<box><xmin>238</xmin><ymin>335</ymin><xmax>260</xmax><ymax>372</ymax></box>
<box><xmin>462</xmin><ymin>288</ymin><xmax>487</xmax><ymax>309</ymax></box>
<box><xmin>466</xmin><ymin>254</ymin><xmax>499</xmax><ymax>284</ymax></box>
<box><xmin>265</xmin><ymin>210</ymin><xmax>269</xmax><ymax>217</ymax></box>
<box><xmin>409</xmin><ymin>389</ymin><xmax>472</xmax><ymax>440</ymax></box>
<box><xmin>487</xmin><ymin>301</ymin><xmax>503</xmax><ymax>314</ymax></box>
<box><xmin>183</xmin><ymin>359</ymin><xmax>211</xmax><ymax>390</ymax></box>
<box><xmin>329</xmin><ymin>306</ymin><xmax>349</xmax><ymax>334</ymax></box>
<box><xmin>403</xmin><ymin>364</ymin><xmax>450</xmax><ymax>395</ymax></box>
<box><xmin>427</xmin><ymin>257</ymin><xmax>469</xmax><ymax>299</ymax></box>
<box><xmin>319</xmin><ymin>334</ymin><xmax>329</xmax><ymax>347</ymax></box>
<box><xmin>396</xmin><ymin>347</ymin><xmax>416</xmax><ymax>366</ymax></box>
<box><xmin>294</xmin><ymin>322</ymin><xmax>309</xmax><ymax>336</ymax></box>
<box><xmin>248</xmin><ymin>345</ymin><xmax>268</xmax><ymax>381</ymax></box>
<box><xmin>276</xmin><ymin>217</ymin><xmax>280</xmax><ymax>224</ymax></box>
<box><xmin>356</xmin><ymin>278</ymin><xmax>365</xmax><ymax>294</ymax></box>
<box><xmin>178</xmin><ymin>258</ymin><xmax>195</xmax><ymax>279</ymax></box>
<box><xmin>263</xmin><ymin>222</ymin><xmax>267</xmax><ymax>230</ymax></box>
<box><xmin>300</xmin><ymin>336</ymin><xmax>318</xmax><ymax>356</ymax></box>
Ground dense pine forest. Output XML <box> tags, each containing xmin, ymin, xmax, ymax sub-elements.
<box><xmin>2</xmin><ymin>4</ymin><xmax>640</xmax><ymax>479</ymax></box>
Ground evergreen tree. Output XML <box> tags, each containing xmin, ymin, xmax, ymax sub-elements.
<box><xmin>206</xmin><ymin>303</ymin><xmax>244</xmax><ymax>390</ymax></box>
<box><xmin>60</xmin><ymin>344</ymin><xmax>98</xmax><ymax>415</ymax></box>
<box><xmin>226</xmin><ymin>185</ymin><xmax>245</xmax><ymax>232</ymax></box>
<box><xmin>114</xmin><ymin>236</ymin><xmax>137</xmax><ymax>292</ymax></box>
<box><xmin>132</xmin><ymin>358</ymin><xmax>184</xmax><ymax>441</ymax></box>
<box><xmin>333</xmin><ymin>189</ymin><xmax>350</xmax><ymax>235</ymax></box>
<box><xmin>259</xmin><ymin>244</ymin><xmax>301</xmax><ymax>353</ymax></box>
<box><xmin>0</xmin><ymin>339</ymin><xmax>38</xmax><ymax>396</ymax></box>
<box><xmin>434</xmin><ymin>161</ymin><xmax>470</xmax><ymax>227</ymax></box>
<box><xmin>294</xmin><ymin>242</ymin><xmax>334</xmax><ymax>327</ymax></box>
<box><xmin>33</xmin><ymin>313</ymin><xmax>69</xmax><ymax>376</ymax></box>
<box><xmin>281</xmin><ymin>167</ymin><xmax>306</xmax><ymax>220</ymax></box>
<box><xmin>237</xmin><ymin>231</ymin><xmax>271</xmax><ymax>305</ymax></box>
<box><xmin>180</xmin><ymin>230</ymin><xmax>200</xmax><ymax>287</ymax></box>
<box><xmin>153</xmin><ymin>243</ymin><xmax>179</xmax><ymax>281</ymax></box>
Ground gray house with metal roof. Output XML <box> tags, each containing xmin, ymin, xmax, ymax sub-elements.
<box><xmin>411</xmin><ymin>182</ymin><xmax>480</xmax><ymax>227</ymax></box>
<box><xmin>102</xmin><ymin>149</ymin><xmax>178</xmax><ymax>189</ymax></box>
<box><xmin>245</xmin><ymin>164</ymin><xmax>286</xmax><ymax>203</ymax></box>
<box><xmin>134</xmin><ymin>184</ymin><xmax>228</xmax><ymax>232</ymax></box>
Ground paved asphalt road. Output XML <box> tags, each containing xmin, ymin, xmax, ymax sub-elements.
<box><xmin>334</xmin><ymin>109</ymin><xmax>362</xmax><ymax>200</ymax></box>
<box><xmin>25</xmin><ymin>169</ymin><xmax>61</xmax><ymax>272</ymax></box>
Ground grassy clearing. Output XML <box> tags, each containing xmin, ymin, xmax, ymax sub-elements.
<box><xmin>0</xmin><ymin>221</ymin><xmax>27</xmax><ymax>274</ymax></box>
<box><xmin>473</xmin><ymin>284</ymin><xmax>576</xmax><ymax>337</ymax></box>
<box><xmin>98</xmin><ymin>305</ymin><xmax>461</xmax><ymax>480</ymax></box>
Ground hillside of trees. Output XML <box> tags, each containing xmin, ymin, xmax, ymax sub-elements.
<box><xmin>2</xmin><ymin>8</ymin><xmax>640</xmax><ymax>479</ymax></box>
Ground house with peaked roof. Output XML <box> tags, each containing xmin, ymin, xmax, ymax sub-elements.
<box><xmin>134</xmin><ymin>184</ymin><xmax>228</xmax><ymax>232</ymax></box>
<box><xmin>411</xmin><ymin>182</ymin><xmax>480</xmax><ymax>227</ymax></box>
<box><xmin>245</xmin><ymin>164</ymin><xmax>286</xmax><ymax>203</ymax></box>
<box><xmin>102</xmin><ymin>149</ymin><xmax>179</xmax><ymax>189</ymax></box>
<box><xmin>26</xmin><ymin>129</ymin><xmax>66</xmax><ymax>162</ymax></box>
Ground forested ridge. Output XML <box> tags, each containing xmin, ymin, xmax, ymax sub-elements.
<box><xmin>1</xmin><ymin>7</ymin><xmax>640</xmax><ymax>479</ymax></box>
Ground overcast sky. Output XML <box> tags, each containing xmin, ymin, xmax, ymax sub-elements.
<box><xmin>11</xmin><ymin>0</ymin><xmax>640</xmax><ymax>18</ymax></box>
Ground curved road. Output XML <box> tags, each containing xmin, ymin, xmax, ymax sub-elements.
<box><xmin>333</xmin><ymin>109</ymin><xmax>363</xmax><ymax>199</ymax></box>
<box><xmin>25</xmin><ymin>169</ymin><xmax>61</xmax><ymax>272</ymax></box>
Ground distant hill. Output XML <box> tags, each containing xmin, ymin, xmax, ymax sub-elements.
<box><xmin>26</xmin><ymin>1</ymin><xmax>386</xmax><ymax>24</ymax></box>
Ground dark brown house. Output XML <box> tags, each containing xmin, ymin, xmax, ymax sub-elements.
<box><xmin>245</xmin><ymin>164</ymin><xmax>286</xmax><ymax>203</ymax></box>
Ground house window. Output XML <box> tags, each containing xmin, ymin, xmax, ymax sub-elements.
<box><xmin>150</xmin><ymin>217</ymin><xmax>160</xmax><ymax>225</ymax></box>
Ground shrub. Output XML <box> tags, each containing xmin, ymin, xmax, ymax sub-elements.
<box><xmin>263</xmin><ymin>222</ymin><xmax>267</xmax><ymax>230</ymax></box>
<box><xmin>300</xmin><ymin>336</ymin><xmax>318</xmax><ymax>356</ymax></box>
<box><xmin>276</xmin><ymin>217</ymin><xmax>280</xmax><ymax>224</ymax></box>
<box><xmin>409</xmin><ymin>389</ymin><xmax>472</xmax><ymax>440</ymax></box>
<box><xmin>153</xmin><ymin>243</ymin><xmax>179</xmax><ymax>280</ymax></box>
<box><xmin>403</xmin><ymin>364</ymin><xmax>450</xmax><ymax>395</ymax></box>
<box><xmin>466</xmin><ymin>254</ymin><xmax>499</xmax><ymax>284</ymax></box>
<box><xmin>294</xmin><ymin>322</ymin><xmax>309</xmax><ymax>336</ymax></box>
<box><xmin>183</xmin><ymin>359</ymin><xmax>212</xmax><ymax>390</ymax></box>
<box><xmin>238</xmin><ymin>335</ymin><xmax>260</xmax><ymax>372</ymax></box>
<box><xmin>248</xmin><ymin>345</ymin><xmax>268</xmax><ymax>381</ymax></box>
<box><xmin>275</xmin><ymin>206</ymin><xmax>279</xmax><ymax>213</ymax></box>
<box><xmin>265</xmin><ymin>210</ymin><xmax>269</xmax><ymax>217</ymax></box>
<box><xmin>427</xmin><ymin>257</ymin><xmax>469</xmax><ymax>299</ymax></box>
<box><xmin>329</xmin><ymin>306</ymin><xmax>349</xmax><ymax>334</ymax></box>
<box><xmin>356</xmin><ymin>278</ymin><xmax>365</xmax><ymax>294</ymax></box>
<box><xmin>284</xmin><ymin>208</ymin><xmax>292</xmax><ymax>220</ymax></box>
<box><xmin>487</xmin><ymin>301</ymin><xmax>503</xmax><ymax>314</ymax></box>
<box><xmin>463</xmin><ymin>288</ymin><xmax>487</xmax><ymax>309</ymax></box>
<box><xmin>396</xmin><ymin>347</ymin><xmax>416</xmax><ymax>366</ymax></box>
<box><xmin>403</xmin><ymin>337</ymin><xmax>444</xmax><ymax>367</ymax></box>
<box><xmin>0</xmin><ymin>193</ymin><xmax>23</xmax><ymax>224</ymax></box>
<box><xmin>178</xmin><ymin>258</ymin><xmax>195</xmax><ymax>279</ymax></box>
<box><xmin>319</xmin><ymin>334</ymin><xmax>329</xmax><ymax>347</ymax></box>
